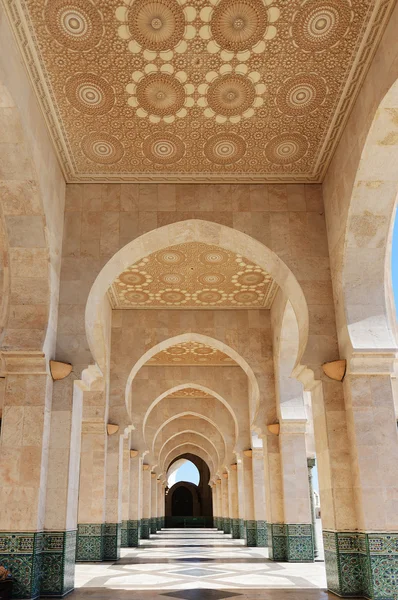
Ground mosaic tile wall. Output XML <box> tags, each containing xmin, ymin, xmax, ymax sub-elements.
<box><xmin>127</xmin><ymin>520</ymin><xmax>140</xmax><ymax>547</ymax></box>
<box><xmin>268</xmin><ymin>523</ymin><xmax>314</xmax><ymax>562</ymax></box>
<box><xmin>76</xmin><ymin>523</ymin><xmax>105</xmax><ymax>562</ymax></box>
<box><xmin>0</xmin><ymin>530</ymin><xmax>77</xmax><ymax>599</ymax></box>
<box><xmin>150</xmin><ymin>518</ymin><xmax>157</xmax><ymax>534</ymax></box>
<box><xmin>141</xmin><ymin>518</ymin><xmax>150</xmax><ymax>540</ymax></box>
<box><xmin>121</xmin><ymin>521</ymin><xmax>128</xmax><ymax>548</ymax></box>
<box><xmin>323</xmin><ymin>531</ymin><xmax>398</xmax><ymax>600</ymax></box>
<box><xmin>103</xmin><ymin>523</ymin><xmax>121</xmax><ymax>561</ymax></box>
<box><xmin>0</xmin><ymin>532</ymin><xmax>42</xmax><ymax>599</ymax></box>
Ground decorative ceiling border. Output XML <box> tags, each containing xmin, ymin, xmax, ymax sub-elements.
<box><xmin>2</xmin><ymin>0</ymin><xmax>394</xmax><ymax>184</ymax></box>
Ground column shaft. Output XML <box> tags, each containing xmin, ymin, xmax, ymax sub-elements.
<box><xmin>127</xmin><ymin>453</ymin><xmax>141</xmax><ymax>546</ymax></box>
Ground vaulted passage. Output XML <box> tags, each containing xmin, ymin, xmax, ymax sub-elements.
<box><xmin>0</xmin><ymin>1</ymin><xmax>398</xmax><ymax>599</ymax></box>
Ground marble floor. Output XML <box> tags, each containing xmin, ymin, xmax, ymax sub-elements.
<box><xmin>70</xmin><ymin>528</ymin><xmax>331</xmax><ymax>600</ymax></box>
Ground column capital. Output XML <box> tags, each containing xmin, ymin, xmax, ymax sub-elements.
<box><xmin>0</xmin><ymin>351</ymin><xmax>47</xmax><ymax>375</ymax></box>
<box><xmin>143</xmin><ymin>464</ymin><xmax>151</xmax><ymax>471</ymax></box>
<box><xmin>347</xmin><ymin>351</ymin><xmax>398</xmax><ymax>376</ymax></box>
<box><xmin>130</xmin><ymin>450</ymin><xmax>139</xmax><ymax>458</ymax></box>
<box><xmin>222</xmin><ymin>472</ymin><xmax>228</xmax><ymax>479</ymax></box>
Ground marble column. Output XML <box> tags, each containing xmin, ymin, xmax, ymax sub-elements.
<box><xmin>140</xmin><ymin>465</ymin><xmax>151</xmax><ymax>539</ymax></box>
<box><xmin>0</xmin><ymin>352</ymin><xmax>51</xmax><ymax>599</ymax></box>
<box><xmin>75</xmin><ymin>370</ymin><xmax>108</xmax><ymax>563</ymax></box>
<box><xmin>121</xmin><ymin>437</ymin><xmax>131</xmax><ymax>548</ymax></box>
<box><xmin>262</xmin><ymin>431</ymin><xmax>284</xmax><ymax>559</ymax></box>
<box><xmin>252</xmin><ymin>448</ymin><xmax>267</xmax><ymax>547</ymax></box>
<box><xmin>242</xmin><ymin>451</ymin><xmax>256</xmax><ymax>546</ymax></box>
<box><xmin>216</xmin><ymin>479</ymin><xmax>222</xmax><ymax>530</ymax></box>
<box><xmin>127</xmin><ymin>451</ymin><xmax>141</xmax><ymax>546</ymax></box>
<box><xmin>211</xmin><ymin>484</ymin><xmax>218</xmax><ymax>528</ymax></box>
<box><xmin>229</xmin><ymin>465</ymin><xmax>240</xmax><ymax>538</ymax></box>
<box><xmin>277</xmin><ymin>420</ymin><xmax>314</xmax><ymax>562</ymax></box>
<box><xmin>104</xmin><ymin>433</ymin><xmax>123</xmax><ymax>560</ymax></box>
<box><xmin>307</xmin><ymin>458</ymin><xmax>319</xmax><ymax>558</ymax></box>
<box><xmin>42</xmin><ymin>375</ymin><xmax>83</xmax><ymax>596</ymax></box>
<box><xmin>236</xmin><ymin>455</ymin><xmax>247</xmax><ymax>539</ymax></box>
<box><xmin>221</xmin><ymin>473</ymin><xmax>231</xmax><ymax>533</ymax></box>
<box><xmin>157</xmin><ymin>480</ymin><xmax>164</xmax><ymax>530</ymax></box>
<box><xmin>320</xmin><ymin>353</ymin><xmax>398</xmax><ymax>600</ymax></box>
<box><xmin>150</xmin><ymin>473</ymin><xmax>158</xmax><ymax>534</ymax></box>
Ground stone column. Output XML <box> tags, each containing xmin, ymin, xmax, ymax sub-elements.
<box><xmin>157</xmin><ymin>480</ymin><xmax>164</xmax><ymax>530</ymax></box>
<box><xmin>307</xmin><ymin>458</ymin><xmax>319</xmax><ymax>558</ymax></box>
<box><xmin>221</xmin><ymin>473</ymin><xmax>231</xmax><ymax>533</ymax></box>
<box><xmin>242</xmin><ymin>451</ymin><xmax>256</xmax><ymax>546</ymax></box>
<box><xmin>150</xmin><ymin>472</ymin><xmax>158</xmax><ymax>534</ymax></box>
<box><xmin>229</xmin><ymin>465</ymin><xmax>240</xmax><ymax>538</ymax></box>
<box><xmin>43</xmin><ymin>375</ymin><xmax>83</xmax><ymax>596</ymax></box>
<box><xmin>140</xmin><ymin>465</ymin><xmax>151</xmax><ymax>539</ymax></box>
<box><xmin>0</xmin><ymin>352</ymin><xmax>51</xmax><ymax>599</ymax></box>
<box><xmin>303</xmin><ymin>374</ymin><xmax>357</xmax><ymax>594</ymax></box>
<box><xmin>216</xmin><ymin>479</ymin><xmax>222</xmax><ymax>530</ymax></box>
<box><xmin>252</xmin><ymin>448</ymin><xmax>267</xmax><ymax>547</ymax></box>
<box><xmin>121</xmin><ymin>437</ymin><xmax>131</xmax><ymax>548</ymax></box>
<box><xmin>75</xmin><ymin>370</ymin><xmax>108</xmax><ymax>562</ymax></box>
<box><xmin>236</xmin><ymin>455</ymin><xmax>247</xmax><ymax>539</ymax></box>
<box><xmin>104</xmin><ymin>433</ymin><xmax>123</xmax><ymax>560</ymax></box>
<box><xmin>127</xmin><ymin>451</ymin><xmax>141</xmax><ymax>546</ymax></box>
<box><xmin>321</xmin><ymin>353</ymin><xmax>398</xmax><ymax>600</ymax></box>
<box><xmin>211</xmin><ymin>484</ymin><xmax>217</xmax><ymax>528</ymax></box>
<box><xmin>278</xmin><ymin>420</ymin><xmax>313</xmax><ymax>562</ymax></box>
<box><xmin>262</xmin><ymin>431</ymin><xmax>284</xmax><ymax>559</ymax></box>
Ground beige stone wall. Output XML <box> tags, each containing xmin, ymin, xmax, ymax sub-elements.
<box><xmin>0</xmin><ymin>4</ymin><xmax>65</xmax><ymax>356</ymax></box>
<box><xmin>58</xmin><ymin>182</ymin><xmax>336</xmax><ymax>380</ymax></box>
<box><xmin>323</xmin><ymin>1</ymin><xmax>398</xmax><ymax>356</ymax></box>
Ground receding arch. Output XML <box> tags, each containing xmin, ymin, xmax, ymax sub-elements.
<box><xmin>126</xmin><ymin>332</ymin><xmax>259</xmax><ymax>423</ymax></box>
<box><xmin>142</xmin><ymin>383</ymin><xmax>239</xmax><ymax>442</ymax></box>
<box><xmin>164</xmin><ymin>444</ymin><xmax>215</xmax><ymax>477</ymax></box>
<box><xmin>159</xmin><ymin>431</ymin><xmax>220</xmax><ymax>473</ymax></box>
<box><xmin>342</xmin><ymin>79</ymin><xmax>398</xmax><ymax>352</ymax></box>
<box><xmin>152</xmin><ymin>413</ymin><xmax>227</xmax><ymax>460</ymax></box>
<box><xmin>85</xmin><ymin>220</ymin><xmax>309</xmax><ymax>374</ymax></box>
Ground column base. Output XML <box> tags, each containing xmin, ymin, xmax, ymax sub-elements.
<box><xmin>268</xmin><ymin>524</ymin><xmax>314</xmax><ymax>562</ymax></box>
<box><xmin>127</xmin><ymin>520</ymin><xmax>140</xmax><ymax>547</ymax></box>
<box><xmin>41</xmin><ymin>531</ymin><xmax>76</xmax><ymax>597</ymax></box>
<box><xmin>324</xmin><ymin>530</ymin><xmax>398</xmax><ymax>600</ymax></box>
<box><xmin>255</xmin><ymin>520</ymin><xmax>268</xmax><ymax>547</ymax></box>
<box><xmin>231</xmin><ymin>519</ymin><xmax>240</xmax><ymax>539</ymax></box>
<box><xmin>121</xmin><ymin>521</ymin><xmax>128</xmax><ymax>548</ymax></box>
<box><xmin>239</xmin><ymin>519</ymin><xmax>246</xmax><ymax>540</ymax></box>
<box><xmin>140</xmin><ymin>518</ymin><xmax>150</xmax><ymax>539</ymax></box>
<box><xmin>76</xmin><ymin>524</ymin><xmax>105</xmax><ymax>562</ymax></box>
<box><xmin>223</xmin><ymin>518</ymin><xmax>231</xmax><ymax>535</ymax></box>
<box><xmin>150</xmin><ymin>518</ymin><xmax>157</xmax><ymax>535</ymax></box>
<box><xmin>0</xmin><ymin>531</ymin><xmax>43</xmax><ymax>599</ymax></box>
<box><xmin>103</xmin><ymin>524</ymin><xmax>121</xmax><ymax>560</ymax></box>
<box><xmin>246</xmin><ymin>520</ymin><xmax>257</xmax><ymax>546</ymax></box>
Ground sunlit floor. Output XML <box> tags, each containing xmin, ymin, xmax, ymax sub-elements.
<box><xmin>70</xmin><ymin>528</ymin><xmax>330</xmax><ymax>600</ymax></box>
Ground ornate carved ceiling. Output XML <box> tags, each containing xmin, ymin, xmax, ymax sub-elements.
<box><xmin>108</xmin><ymin>242</ymin><xmax>278</xmax><ymax>309</ymax></box>
<box><xmin>146</xmin><ymin>342</ymin><xmax>237</xmax><ymax>366</ymax></box>
<box><xmin>5</xmin><ymin>0</ymin><xmax>394</xmax><ymax>182</ymax></box>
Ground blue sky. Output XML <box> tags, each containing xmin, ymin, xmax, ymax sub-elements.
<box><xmin>172</xmin><ymin>461</ymin><xmax>200</xmax><ymax>486</ymax></box>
